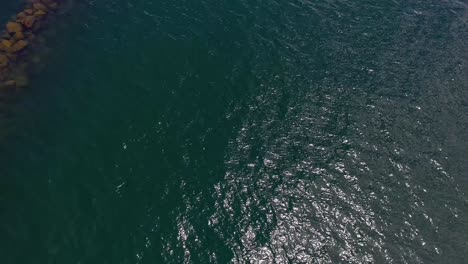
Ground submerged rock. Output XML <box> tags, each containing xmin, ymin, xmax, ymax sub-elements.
<box><xmin>6</xmin><ymin>53</ymin><xmax>17</xmax><ymax>62</ymax></box>
<box><xmin>0</xmin><ymin>55</ymin><xmax>9</xmax><ymax>68</ymax></box>
<box><xmin>15</xmin><ymin>73</ymin><xmax>29</xmax><ymax>87</ymax></box>
<box><xmin>4</xmin><ymin>80</ymin><xmax>16</xmax><ymax>87</ymax></box>
<box><xmin>0</xmin><ymin>68</ymin><xmax>9</xmax><ymax>80</ymax></box>
<box><xmin>25</xmin><ymin>32</ymin><xmax>35</xmax><ymax>40</ymax></box>
<box><xmin>42</xmin><ymin>0</ymin><xmax>58</xmax><ymax>9</ymax></box>
<box><xmin>0</xmin><ymin>0</ymin><xmax>61</xmax><ymax>89</ymax></box>
<box><xmin>11</xmin><ymin>40</ymin><xmax>29</xmax><ymax>52</ymax></box>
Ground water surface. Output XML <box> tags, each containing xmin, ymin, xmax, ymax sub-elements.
<box><xmin>1</xmin><ymin>0</ymin><xmax>467</xmax><ymax>263</ymax></box>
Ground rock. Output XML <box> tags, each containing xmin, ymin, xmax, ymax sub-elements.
<box><xmin>14</xmin><ymin>31</ymin><xmax>25</xmax><ymax>40</ymax></box>
<box><xmin>0</xmin><ymin>43</ymin><xmax>9</xmax><ymax>52</ymax></box>
<box><xmin>25</xmin><ymin>9</ymin><xmax>34</xmax><ymax>15</ymax></box>
<box><xmin>1</xmin><ymin>40</ymin><xmax>13</xmax><ymax>48</ymax></box>
<box><xmin>17</xmin><ymin>12</ymin><xmax>27</xmax><ymax>20</ymax></box>
<box><xmin>0</xmin><ymin>55</ymin><xmax>9</xmax><ymax>68</ymax></box>
<box><xmin>6</xmin><ymin>22</ymin><xmax>23</xmax><ymax>33</ymax></box>
<box><xmin>11</xmin><ymin>40</ymin><xmax>28</xmax><ymax>52</ymax></box>
<box><xmin>21</xmin><ymin>16</ymin><xmax>36</xmax><ymax>28</ymax></box>
<box><xmin>34</xmin><ymin>10</ymin><xmax>47</xmax><ymax>17</ymax></box>
<box><xmin>33</xmin><ymin>3</ymin><xmax>48</xmax><ymax>12</ymax></box>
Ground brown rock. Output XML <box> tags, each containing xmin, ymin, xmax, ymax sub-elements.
<box><xmin>6</xmin><ymin>22</ymin><xmax>23</xmax><ymax>33</ymax></box>
<box><xmin>25</xmin><ymin>9</ymin><xmax>34</xmax><ymax>15</ymax></box>
<box><xmin>14</xmin><ymin>32</ymin><xmax>25</xmax><ymax>40</ymax></box>
<box><xmin>0</xmin><ymin>43</ymin><xmax>9</xmax><ymax>52</ymax></box>
<box><xmin>21</xmin><ymin>16</ymin><xmax>36</xmax><ymax>28</ymax></box>
<box><xmin>0</xmin><ymin>55</ymin><xmax>9</xmax><ymax>68</ymax></box>
<box><xmin>34</xmin><ymin>10</ymin><xmax>47</xmax><ymax>17</ymax></box>
<box><xmin>17</xmin><ymin>12</ymin><xmax>26</xmax><ymax>19</ymax></box>
<box><xmin>33</xmin><ymin>3</ymin><xmax>48</xmax><ymax>11</ymax></box>
<box><xmin>11</xmin><ymin>40</ymin><xmax>28</xmax><ymax>52</ymax></box>
<box><xmin>1</xmin><ymin>40</ymin><xmax>13</xmax><ymax>48</ymax></box>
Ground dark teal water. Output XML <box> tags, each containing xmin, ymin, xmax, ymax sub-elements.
<box><xmin>1</xmin><ymin>0</ymin><xmax>468</xmax><ymax>263</ymax></box>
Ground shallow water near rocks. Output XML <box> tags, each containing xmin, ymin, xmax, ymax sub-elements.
<box><xmin>0</xmin><ymin>0</ymin><xmax>467</xmax><ymax>263</ymax></box>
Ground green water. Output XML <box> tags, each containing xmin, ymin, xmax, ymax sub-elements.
<box><xmin>1</xmin><ymin>0</ymin><xmax>468</xmax><ymax>263</ymax></box>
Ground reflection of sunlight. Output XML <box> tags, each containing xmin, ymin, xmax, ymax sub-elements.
<box><xmin>207</xmin><ymin>73</ymin><xmax>459</xmax><ymax>262</ymax></box>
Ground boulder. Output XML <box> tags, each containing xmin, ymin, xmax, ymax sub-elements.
<box><xmin>0</xmin><ymin>43</ymin><xmax>9</xmax><ymax>52</ymax></box>
<box><xmin>33</xmin><ymin>3</ymin><xmax>48</xmax><ymax>12</ymax></box>
<box><xmin>34</xmin><ymin>10</ymin><xmax>47</xmax><ymax>17</ymax></box>
<box><xmin>14</xmin><ymin>32</ymin><xmax>25</xmax><ymax>40</ymax></box>
<box><xmin>21</xmin><ymin>16</ymin><xmax>36</xmax><ymax>28</ymax></box>
<box><xmin>1</xmin><ymin>40</ymin><xmax>13</xmax><ymax>48</ymax></box>
<box><xmin>6</xmin><ymin>22</ymin><xmax>23</xmax><ymax>33</ymax></box>
<box><xmin>17</xmin><ymin>12</ymin><xmax>27</xmax><ymax>20</ymax></box>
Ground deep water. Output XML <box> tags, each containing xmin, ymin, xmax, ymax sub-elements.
<box><xmin>1</xmin><ymin>0</ymin><xmax>468</xmax><ymax>263</ymax></box>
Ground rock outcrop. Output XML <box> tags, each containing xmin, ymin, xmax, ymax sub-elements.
<box><xmin>0</xmin><ymin>0</ymin><xmax>60</xmax><ymax>88</ymax></box>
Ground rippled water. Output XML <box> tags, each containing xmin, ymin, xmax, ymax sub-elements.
<box><xmin>1</xmin><ymin>0</ymin><xmax>467</xmax><ymax>263</ymax></box>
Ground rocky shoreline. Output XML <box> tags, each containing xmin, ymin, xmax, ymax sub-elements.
<box><xmin>0</xmin><ymin>0</ymin><xmax>59</xmax><ymax>89</ymax></box>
